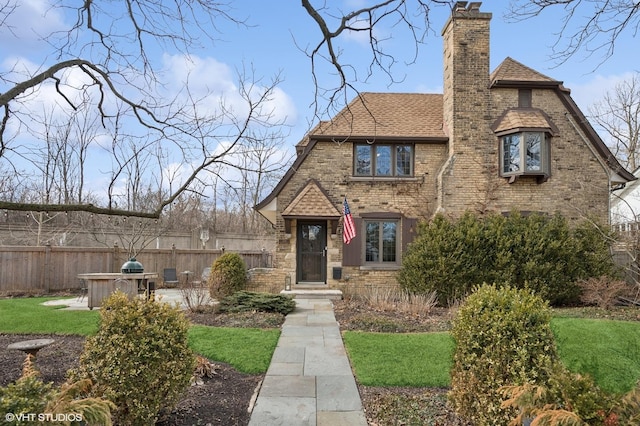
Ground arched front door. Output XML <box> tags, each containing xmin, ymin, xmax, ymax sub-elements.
<box><xmin>296</xmin><ymin>220</ymin><xmax>327</xmax><ymax>284</ymax></box>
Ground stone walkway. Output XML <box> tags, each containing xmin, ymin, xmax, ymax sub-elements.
<box><xmin>248</xmin><ymin>298</ymin><xmax>367</xmax><ymax>426</ymax></box>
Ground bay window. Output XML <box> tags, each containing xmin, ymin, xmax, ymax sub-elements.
<box><xmin>500</xmin><ymin>131</ymin><xmax>550</xmax><ymax>179</ymax></box>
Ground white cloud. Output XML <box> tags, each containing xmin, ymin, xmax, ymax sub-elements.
<box><xmin>162</xmin><ymin>54</ymin><xmax>237</xmax><ymax>95</ymax></box>
<box><xmin>566</xmin><ymin>72</ymin><xmax>635</xmax><ymax>113</ymax></box>
<box><xmin>0</xmin><ymin>0</ymin><xmax>67</xmax><ymax>52</ymax></box>
<box><xmin>160</xmin><ymin>53</ymin><xmax>297</xmax><ymax>126</ymax></box>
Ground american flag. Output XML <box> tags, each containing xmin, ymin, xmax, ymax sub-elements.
<box><xmin>343</xmin><ymin>197</ymin><xmax>356</xmax><ymax>244</ymax></box>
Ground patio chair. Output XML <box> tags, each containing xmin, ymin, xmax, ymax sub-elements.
<box><xmin>77</xmin><ymin>279</ymin><xmax>88</xmax><ymax>302</ymax></box>
<box><xmin>163</xmin><ymin>268</ymin><xmax>179</xmax><ymax>288</ymax></box>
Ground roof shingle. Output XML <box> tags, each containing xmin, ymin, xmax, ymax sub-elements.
<box><xmin>490</xmin><ymin>57</ymin><xmax>559</xmax><ymax>84</ymax></box>
<box><xmin>310</xmin><ymin>93</ymin><xmax>445</xmax><ymax>140</ymax></box>
<box><xmin>281</xmin><ymin>180</ymin><xmax>341</xmax><ymax>218</ymax></box>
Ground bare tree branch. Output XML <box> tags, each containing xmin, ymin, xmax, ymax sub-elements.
<box><xmin>506</xmin><ymin>0</ymin><xmax>640</xmax><ymax>68</ymax></box>
<box><xmin>299</xmin><ymin>0</ymin><xmax>449</xmax><ymax>121</ymax></box>
<box><xmin>589</xmin><ymin>72</ymin><xmax>640</xmax><ymax>170</ymax></box>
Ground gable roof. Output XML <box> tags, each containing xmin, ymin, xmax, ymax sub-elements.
<box><xmin>312</xmin><ymin>93</ymin><xmax>446</xmax><ymax>140</ymax></box>
<box><xmin>490</xmin><ymin>57</ymin><xmax>634</xmax><ymax>184</ymax></box>
<box><xmin>256</xmin><ymin>58</ymin><xmax>635</xmax><ymax>221</ymax></box>
<box><xmin>296</xmin><ymin>93</ymin><xmax>448</xmax><ymax>151</ymax></box>
<box><xmin>281</xmin><ymin>179</ymin><xmax>341</xmax><ymax>219</ymax></box>
<box><xmin>491</xmin><ymin>57</ymin><xmax>558</xmax><ymax>85</ymax></box>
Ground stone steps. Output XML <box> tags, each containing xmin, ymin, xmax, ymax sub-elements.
<box><xmin>280</xmin><ymin>289</ymin><xmax>343</xmax><ymax>300</ymax></box>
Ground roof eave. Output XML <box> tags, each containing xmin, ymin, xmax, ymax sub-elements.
<box><xmin>310</xmin><ymin>135</ymin><xmax>448</xmax><ymax>143</ymax></box>
<box><xmin>557</xmin><ymin>90</ymin><xmax>636</xmax><ymax>182</ymax></box>
<box><xmin>490</xmin><ymin>80</ymin><xmax>563</xmax><ymax>89</ymax></box>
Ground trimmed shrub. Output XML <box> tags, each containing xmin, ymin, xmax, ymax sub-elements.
<box><xmin>449</xmin><ymin>284</ymin><xmax>559</xmax><ymax>425</ymax></box>
<box><xmin>218</xmin><ymin>291</ymin><xmax>296</xmax><ymax>315</ymax></box>
<box><xmin>398</xmin><ymin>211</ymin><xmax>617</xmax><ymax>306</ymax></box>
<box><xmin>209</xmin><ymin>252</ymin><xmax>247</xmax><ymax>298</ymax></box>
<box><xmin>70</xmin><ymin>291</ymin><xmax>195</xmax><ymax>425</ymax></box>
<box><xmin>397</xmin><ymin>213</ymin><xmax>488</xmax><ymax>304</ymax></box>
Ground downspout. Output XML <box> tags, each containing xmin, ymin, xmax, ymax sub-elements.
<box><xmin>435</xmin><ymin>149</ymin><xmax>455</xmax><ymax>216</ymax></box>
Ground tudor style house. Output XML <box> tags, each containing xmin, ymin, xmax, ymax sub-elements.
<box><xmin>255</xmin><ymin>2</ymin><xmax>634</xmax><ymax>292</ymax></box>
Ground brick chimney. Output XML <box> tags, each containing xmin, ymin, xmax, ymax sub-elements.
<box><xmin>437</xmin><ymin>2</ymin><xmax>493</xmax><ymax>215</ymax></box>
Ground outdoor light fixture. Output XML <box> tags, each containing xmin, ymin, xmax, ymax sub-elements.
<box><xmin>284</xmin><ymin>275</ymin><xmax>291</xmax><ymax>291</ymax></box>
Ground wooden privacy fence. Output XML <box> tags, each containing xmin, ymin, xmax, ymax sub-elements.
<box><xmin>0</xmin><ymin>245</ymin><xmax>272</xmax><ymax>293</ymax></box>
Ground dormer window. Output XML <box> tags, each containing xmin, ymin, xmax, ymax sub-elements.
<box><xmin>500</xmin><ymin>131</ymin><xmax>550</xmax><ymax>179</ymax></box>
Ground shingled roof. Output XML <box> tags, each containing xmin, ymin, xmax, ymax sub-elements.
<box><xmin>281</xmin><ymin>180</ymin><xmax>341</xmax><ymax>219</ymax></box>
<box><xmin>310</xmin><ymin>93</ymin><xmax>446</xmax><ymax>140</ymax></box>
<box><xmin>490</xmin><ymin>57</ymin><xmax>559</xmax><ymax>86</ymax></box>
<box><xmin>492</xmin><ymin>108</ymin><xmax>559</xmax><ymax>135</ymax></box>
<box><xmin>256</xmin><ymin>57</ymin><xmax>635</xmax><ymax>221</ymax></box>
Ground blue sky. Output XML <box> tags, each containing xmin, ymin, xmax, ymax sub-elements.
<box><xmin>0</xmin><ymin>1</ymin><xmax>637</xmax><ymax>201</ymax></box>
<box><xmin>215</xmin><ymin>2</ymin><xmax>638</xmax><ymax>145</ymax></box>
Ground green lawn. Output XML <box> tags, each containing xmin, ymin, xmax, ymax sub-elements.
<box><xmin>343</xmin><ymin>331</ymin><xmax>454</xmax><ymax>387</ymax></box>
<box><xmin>188</xmin><ymin>325</ymin><xmax>280</xmax><ymax>374</ymax></box>
<box><xmin>0</xmin><ymin>297</ymin><xmax>280</xmax><ymax>374</ymax></box>
<box><xmin>345</xmin><ymin>317</ymin><xmax>640</xmax><ymax>394</ymax></box>
<box><xmin>551</xmin><ymin>317</ymin><xmax>640</xmax><ymax>394</ymax></box>
<box><xmin>2</xmin><ymin>297</ymin><xmax>639</xmax><ymax>392</ymax></box>
<box><xmin>0</xmin><ymin>297</ymin><xmax>100</xmax><ymax>335</ymax></box>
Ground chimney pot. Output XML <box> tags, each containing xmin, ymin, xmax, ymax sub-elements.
<box><xmin>454</xmin><ymin>1</ymin><xmax>468</xmax><ymax>12</ymax></box>
<box><xmin>468</xmin><ymin>2</ymin><xmax>482</xmax><ymax>12</ymax></box>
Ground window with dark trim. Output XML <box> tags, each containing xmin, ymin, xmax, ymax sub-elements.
<box><xmin>500</xmin><ymin>131</ymin><xmax>550</xmax><ymax>178</ymax></box>
<box><xmin>519</xmin><ymin>89</ymin><xmax>532</xmax><ymax>108</ymax></box>
<box><xmin>354</xmin><ymin>144</ymin><xmax>414</xmax><ymax>177</ymax></box>
<box><xmin>364</xmin><ymin>219</ymin><xmax>398</xmax><ymax>264</ymax></box>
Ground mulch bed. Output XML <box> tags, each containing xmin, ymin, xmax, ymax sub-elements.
<box><xmin>0</xmin><ymin>332</ymin><xmax>260</xmax><ymax>426</ymax></box>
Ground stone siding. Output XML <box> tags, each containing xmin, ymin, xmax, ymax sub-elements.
<box><xmin>439</xmin><ymin>8</ymin><xmax>609</xmax><ymax>222</ymax></box>
<box><xmin>272</xmin><ymin>140</ymin><xmax>446</xmax><ymax>288</ymax></box>
<box><xmin>265</xmin><ymin>4</ymin><xmax>614</xmax><ymax>291</ymax></box>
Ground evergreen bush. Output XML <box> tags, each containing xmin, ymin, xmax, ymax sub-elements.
<box><xmin>218</xmin><ymin>291</ymin><xmax>296</xmax><ymax>315</ymax></box>
<box><xmin>397</xmin><ymin>211</ymin><xmax>617</xmax><ymax>306</ymax></box>
<box><xmin>449</xmin><ymin>284</ymin><xmax>559</xmax><ymax>425</ymax></box>
<box><xmin>70</xmin><ymin>291</ymin><xmax>195</xmax><ymax>425</ymax></box>
<box><xmin>0</xmin><ymin>356</ymin><xmax>54</xmax><ymax>423</ymax></box>
<box><xmin>502</xmin><ymin>363</ymin><xmax>618</xmax><ymax>425</ymax></box>
<box><xmin>209</xmin><ymin>252</ymin><xmax>247</xmax><ymax>298</ymax></box>
<box><xmin>0</xmin><ymin>356</ymin><xmax>114</xmax><ymax>426</ymax></box>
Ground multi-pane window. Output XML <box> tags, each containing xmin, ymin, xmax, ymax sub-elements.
<box><xmin>365</xmin><ymin>220</ymin><xmax>397</xmax><ymax>264</ymax></box>
<box><xmin>500</xmin><ymin>132</ymin><xmax>550</xmax><ymax>177</ymax></box>
<box><xmin>355</xmin><ymin>144</ymin><xmax>413</xmax><ymax>177</ymax></box>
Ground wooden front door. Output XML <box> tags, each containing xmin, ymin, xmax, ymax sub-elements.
<box><xmin>296</xmin><ymin>221</ymin><xmax>327</xmax><ymax>284</ymax></box>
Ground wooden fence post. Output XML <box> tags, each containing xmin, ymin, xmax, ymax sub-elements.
<box><xmin>112</xmin><ymin>242</ymin><xmax>121</xmax><ymax>272</ymax></box>
<box><xmin>44</xmin><ymin>243</ymin><xmax>51</xmax><ymax>293</ymax></box>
